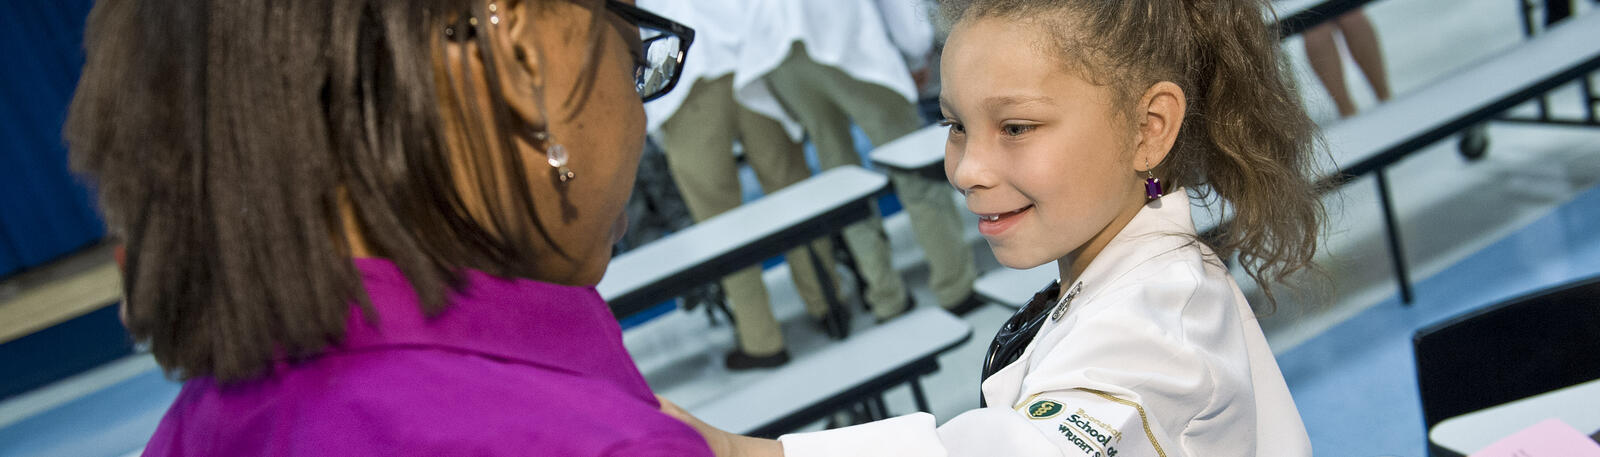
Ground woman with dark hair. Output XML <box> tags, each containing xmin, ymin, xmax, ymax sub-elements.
<box><xmin>67</xmin><ymin>0</ymin><xmax>707</xmax><ymax>454</ymax></box>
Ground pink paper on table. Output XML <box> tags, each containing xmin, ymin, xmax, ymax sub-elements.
<box><xmin>1469</xmin><ymin>418</ymin><xmax>1600</xmax><ymax>457</ymax></box>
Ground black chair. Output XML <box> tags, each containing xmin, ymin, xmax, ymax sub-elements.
<box><xmin>1413</xmin><ymin>274</ymin><xmax>1600</xmax><ymax>457</ymax></box>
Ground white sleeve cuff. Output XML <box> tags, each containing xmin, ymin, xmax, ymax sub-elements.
<box><xmin>779</xmin><ymin>412</ymin><xmax>949</xmax><ymax>457</ymax></box>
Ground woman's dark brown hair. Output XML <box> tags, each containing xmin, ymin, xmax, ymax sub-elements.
<box><xmin>66</xmin><ymin>1</ymin><xmax>574</xmax><ymax>382</ymax></box>
<box><xmin>943</xmin><ymin>0</ymin><xmax>1328</xmax><ymax>310</ymax></box>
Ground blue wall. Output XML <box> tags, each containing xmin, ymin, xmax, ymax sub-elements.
<box><xmin>0</xmin><ymin>0</ymin><xmax>105</xmax><ymax>278</ymax></box>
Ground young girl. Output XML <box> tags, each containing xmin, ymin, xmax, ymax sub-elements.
<box><xmin>661</xmin><ymin>0</ymin><xmax>1324</xmax><ymax>455</ymax></box>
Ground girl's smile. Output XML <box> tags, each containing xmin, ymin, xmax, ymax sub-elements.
<box><xmin>974</xmin><ymin>204</ymin><xmax>1033</xmax><ymax>237</ymax></box>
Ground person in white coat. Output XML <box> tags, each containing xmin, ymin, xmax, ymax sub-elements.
<box><xmin>660</xmin><ymin>0</ymin><xmax>1326</xmax><ymax>455</ymax></box>
<box><xmin>733</xmin><ymin>0</ymin><xmax>983</xmax><ymax>320</ymax></box>
<box><xmin>637</xmin><ymin>0</ymin><xmax>842</xmax><ymax>369</ymax></box>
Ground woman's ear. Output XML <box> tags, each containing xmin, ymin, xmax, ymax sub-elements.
<box><xmin>484</xmin><ymin>0</ymin><xmax>547</xmax><ymax>127</ymax></box>
<box><xmin>1133</xmin><ymin>81</ymin><xmax>1186</xmax><ymax>172</ymax></box>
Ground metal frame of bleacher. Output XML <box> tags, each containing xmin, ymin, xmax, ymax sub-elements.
<box><xmin>1275</xmin><ymin>1</ymin><xmax>1599</xmax><ymax>306</ymax></box>
<box><xmin>1507</xmin><ymin>0</ymin><xmax>1600</xmax><ymax>129</ymax></box>
<box><xmin>1312</xmin><ymin>10</ymin><xmax>1600</xmax><ymax>304</ymax></box>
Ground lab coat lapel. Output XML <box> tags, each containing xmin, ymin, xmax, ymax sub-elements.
<box><xmin>978</xmin><ymin>190</ymin><xmax>1198</xmax><ymax>409</ymax></box>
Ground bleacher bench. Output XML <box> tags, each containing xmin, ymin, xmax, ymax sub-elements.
<box><xmin>685</xmin><ymin>307</ymin><xmax>973</xmax><ymax>438</ymax></box>
<box><xmin>599</xmin><ymin>165</ymin><xmax>888</xmax><ymax>322</ymax></box>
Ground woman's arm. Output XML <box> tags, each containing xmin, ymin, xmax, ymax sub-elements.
<box><xmin>658</xmin><ymin>396</ymin><xmax>785</xmax><ymax>457</ymax></box>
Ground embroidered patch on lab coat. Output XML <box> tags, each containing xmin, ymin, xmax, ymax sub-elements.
<box><xmin>1025</xmin><ymin>399</ymin><xmax>1064</xmax><ymax>419</ymax></box>
<box><xmin>1059</xmin><ymin>407</ymin><xmax>1124</xmax><ymax>456</ymax></box>
<box><xmin>1015</xmin><ymin>392</ymin><xmax>1153</xmax><ymax>457</ymax></box>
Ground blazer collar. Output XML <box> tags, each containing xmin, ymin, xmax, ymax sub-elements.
<box><xmin>337</xmin><ymin>258</ymin><xmax>640</xmax><ymax>384</ymax></box>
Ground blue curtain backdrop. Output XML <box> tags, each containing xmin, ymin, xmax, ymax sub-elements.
<box><xmin>0</xmin><ymin>0</ymin><xmax>105</xmax><ymax>278</ymax></box>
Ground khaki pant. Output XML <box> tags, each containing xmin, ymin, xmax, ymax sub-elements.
<box><xmin>657</xmin><ymin>75</ymin><xmax>839</xmax><ymax>356</ymax></box>
<box><xmin>765</xmin><ymin>43</ymin><xmax>977</xmax><ymax>313</ymax></box>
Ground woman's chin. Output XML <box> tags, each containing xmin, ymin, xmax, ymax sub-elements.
<box><xmin>609</xmin><ymin>212</ymin><xmax>629</xmax><ymax>246</ymax></box>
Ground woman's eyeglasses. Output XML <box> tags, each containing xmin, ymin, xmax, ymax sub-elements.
<box><xmin>445</xmin><ymin>1</ymin><xmax>695</xmax><ymax>103</ymax></box>
<box><xmin>605</xmin><ymin>1</ymin><xmax>695</xmax><ymax>102</ymax></box>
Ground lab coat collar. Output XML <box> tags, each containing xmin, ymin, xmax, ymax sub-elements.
<box><xmin>981</xmin><ymin>189</ymin><xmax>1203</xmax><ymax>406</ymax></box>
<box><xmin>1066</xmin><ymin>188</ymin><xmax>1201</xmax><ymax>308</ymax></box>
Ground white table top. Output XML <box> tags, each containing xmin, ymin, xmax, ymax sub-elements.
<box><xmin>867</xmin><ymin>124</ymin><xmax>946</xmax><ymax>173</ymax></box>
<box><xmin>974</xmin><ymin>262</ymin><xmax>1057</xmax><ymax>310</ymax></box>
<box><xmin>689</xmin><ymin>307</ymin><xmax>973</xmax><ymax>435</ymax></box>
<box><xmin>1321</xmin><ymin>12</ymin><xmax>1600</xmax><ymax>179</ymax></box>
<box><xmin>598</xmin><ymin>165</ymin><xmax>888</xmax><ymax>318</ymax></box>
<box><xmin>1430</xmin><ymin>378</ymin><xmax>1600</xmax><ymax>455</ymax></box>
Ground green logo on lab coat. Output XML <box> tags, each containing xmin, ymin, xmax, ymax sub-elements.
<box><xmin>1027</xmin><ymin>400</ymin><xmax>1064</xmax><ymax>419</ymax></box>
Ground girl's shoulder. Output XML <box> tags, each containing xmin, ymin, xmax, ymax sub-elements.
<box><xmin>1019</xmin><ymin>245</ymin><xmax>1264</xmax><ymax>448</ymax></box>
<box><xmin>1077</xmin><ymin>237</ymin><xmax>1237</xmax><ymax>334</ymax></box>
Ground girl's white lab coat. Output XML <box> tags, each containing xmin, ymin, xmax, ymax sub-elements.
<box><xmin>778</xmin><ymin>190</ymin><xmax>1314</xmax><ymax>457</ymax></box>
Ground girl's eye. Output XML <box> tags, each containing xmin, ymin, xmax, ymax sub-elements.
<box><xmin>1002</xmin><ymin>124</ymin><xmax>1035</xmax><ymax>137</ymax></box>
<box><xmin>938</xmin><ymin>119</ymin><xmax>965</xmax><ymax>135</ymax></box>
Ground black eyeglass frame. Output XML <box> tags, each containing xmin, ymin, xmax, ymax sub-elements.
<box><xmin>605</xmin><ymin>1</ymin><xmax>695</xmax><ymax>102</ymax></box>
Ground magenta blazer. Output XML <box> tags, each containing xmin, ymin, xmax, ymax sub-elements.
<box><xmin>141</xmin><ymin>258</ymin><xmax>711</xmax><ymax>456</ymax></box>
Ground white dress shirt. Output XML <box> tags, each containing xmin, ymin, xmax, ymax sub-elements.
<box><xmin>778</xmin><ymin>189</ymin><xmax>1314</xmax><ymax>457</ymax></box>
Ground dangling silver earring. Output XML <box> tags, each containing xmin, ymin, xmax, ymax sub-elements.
<box><xmin>533</xmin><ymin>130</ymin><xmax>575</xmax><ymax>183</ymax></box>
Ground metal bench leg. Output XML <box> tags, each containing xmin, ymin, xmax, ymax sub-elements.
<box><xmin>1582</xmin><ymin>75</ymin><xmax>1597</xmax><ymax>125</ymax></box>
<box><xmin>1519</xmin><ymin>0</ymin><xmax>1537</xmax><ymax>40</ymax></box>
<box><xmin>805</xmin><ymin>242</ymin><xmax>851</xmax><ymax>339</ymax></box>
<box><xmin>859</xmin><ymin>397</ymin><xmax>883</xmax><ymax>421</ymax></box>
<box><xmin>831</xmin><ymin>232</ymin><xmax>871</xmax><ymax>314</ymax></box>
<box><xmin>1375</xmin><ymin>171</ymin><xmax>1415</xmax><ymax>304</ymax></box>
<box><xmin>1519</xmin><ymin>0</ymin><xmax>1554</xmax><ymax>121</ymax></box>
<box><xmin>910</xmin><ymin>378</ymin><xmax>932</xmax><ymax>413</ymax></box>
<box><xmin>710</xmin><ymin>286</ymin><xmax>729</xmax><ymax>326</ymax></box>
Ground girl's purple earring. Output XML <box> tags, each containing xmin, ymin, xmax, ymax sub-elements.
<box><xmin>1143</xmin><ymin>159</ymin><xmax>1163</xmax><ymax>200</ymax></box>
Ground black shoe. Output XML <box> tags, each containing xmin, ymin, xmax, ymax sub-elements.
<box><xmin>724</xmin><ymin>349</ymin><xmax>790</xmax><ymax>370</ymax></box>
<box><xmin>945</xmin><ymin>294</ymin><xmax>987</xmax><ymax>317</ymax></box>
<box><xmin>811</xmin><ymin>306</ymin><xmax>852</xmax><ymax>340</ymax></box>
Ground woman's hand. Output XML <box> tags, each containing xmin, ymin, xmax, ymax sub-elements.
<box><xmin>657</xmin><ymin>395</ymin><xmax>785</xmax><ymax>457</ymax></box>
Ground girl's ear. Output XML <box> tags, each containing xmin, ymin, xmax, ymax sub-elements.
<box><xmin>1133</xmin><ymin>81</ymin><xmax>1186</xmax><ymax>172</ymax></box>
